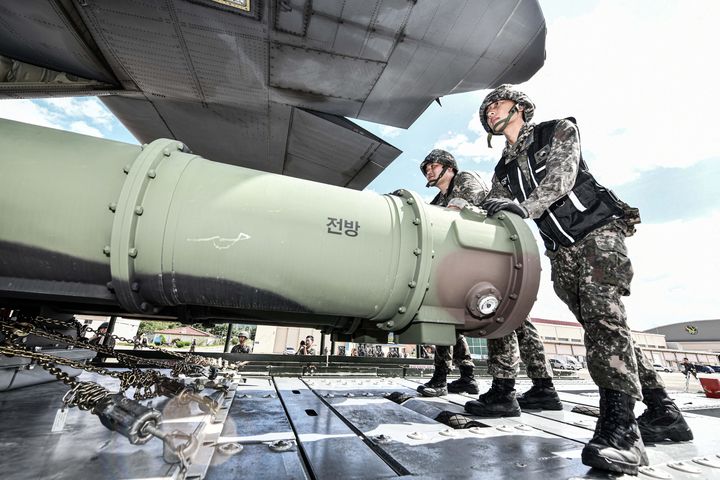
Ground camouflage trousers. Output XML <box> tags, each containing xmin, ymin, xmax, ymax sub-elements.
<box><xmin>488</xmin><ymin>317</ymin><xmax>552</xmax><ymax>379</ymax></box>
<box><xmin>434</xmin><ymin>319</ymin><xmax>552</xmax><ymax>379</ymax></box>
<box><xmin>549</xmin><ymin>223</ymin><xmax>663</xmax><ymax>400</ymax></box>
<box><xmin>433</xmin><ymin>335</ymin><xmax>474</xmax><ymax>375</ymax></box>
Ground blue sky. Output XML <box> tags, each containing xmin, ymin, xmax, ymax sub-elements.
<box><xmin>1</xmin><ymin>0</ymin><xmax>718</xmax><ymax>330</ymax></box>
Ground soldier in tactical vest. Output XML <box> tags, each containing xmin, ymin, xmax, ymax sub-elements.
<box><xmin>478</xmin><ymin>85</ymin><xmax>692</xmax><ymax>475</ymax></box>
<box><xmin>417</xmin><ymin>149</ymin><xmax>563</xmax><ymax>417</ymax></box>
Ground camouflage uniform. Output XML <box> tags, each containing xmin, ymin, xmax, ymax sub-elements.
<box><xmin>231</xmin><ymin>341</ymin><xmax>251</xmax><ymax>353</ymax></box>
<box><xmin>488</xmin><ymin>317</ymin><xmax>552</xmax><ymax>379</ymax></box>
<box><xmin>433</xmin><ymin>335</ymin><xmax>474</xmax><ymax>375</ymax></box>
<box><xmin>89</xmin><ymin>324</ymin><xmax>116</xmax><ymax>364</ymax></box>
<box><xmin>429</xmin><ymin>164</ymin><xmax>551</xmax><ymax>379</ymax></box>
<box><xmin>486</xmin><ymin>121</ymin><xmax>662</xmax><ymax>400</ymax></box>
<box><xmin>429</xmin><ymin>170</ymin><xmax>487</xmax><ymax>208</ymax></box>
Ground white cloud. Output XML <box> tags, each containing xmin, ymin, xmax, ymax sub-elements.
<box><xmin>0</xmin><ymin>98</ymin><xmax>116</xmax><ymax>139</ymax></box>
<box><xmin>69</xmin><ymin>121</ymin><xmax>103</xmax><ymax>137</ymax></box>
<box><xmin>42</xmin><ymin>97</ymin><xmax>114</xmax><ymax>127</ymax></box>
<box><xmin>433</xmin><ymin>132</ymin><xmax>500</xmax><ymax>165</ymax></box>
<box><xmin>380</xmin><ymin>125</ymin><xmax>403</xmax><ymax>138</ymax></box>
<box><xmin>467</xmin><ymin>113</ymin><xmax>483</xmax><ymax>136</ymax></box>
<box><xmin>434</xmin><ymin>132</ymin><xmax>469</xmax><ymax>150</ymax></box>
<box><xmin>0</xmin><ymin>99</ymin><xmax>61</xmax><ymax>128</ymax></box>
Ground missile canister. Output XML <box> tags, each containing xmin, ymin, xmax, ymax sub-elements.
<box><xmin>0</xmin><ymin>119</ymin><xmax>540</xmax><ymax>345</ymax></box>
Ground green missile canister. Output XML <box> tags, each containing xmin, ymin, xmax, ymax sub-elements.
<box><xmin>0</xmin><ymin>119</ymin><xmax>540</xmax><ymax>345</ymax></box>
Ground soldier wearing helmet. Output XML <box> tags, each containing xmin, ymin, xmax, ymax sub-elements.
<box><xmin>478</xmin><ymin>84</ymin><xmax>692</xmax><ymax>475</ymax></box>
<box><xmin>231</xmin><ymin>330</ymin><xmax>252</xmax><ymax>353</ymax></box>
<box><xmin>89</xmin><ymin>321</ymin><xmax>115</xmax><ymax>347</ymax></box>
<box><xmin>415</xmin><ymin>149</ymin><xmax>485</xmax><ymax>397</ymax></box>
<box><xmin>419</xmin><ymin>149</ymin><xmax>458</xmax><ymax>188</ymax></box>
<box><xmin>89</xmin><ymin>320</ymin><xmax>116</xmax><ymax>364</ymax></box>
<box><xmin>478</xmin><ymin>84</ymin><xmax>535</xmax><ymax>148</ymax></box>
<box><xmin>419</xmin><ymin>149</ymin><xmax>487</xmax><ymax>208</ymax></box>
<box><xmin>417</xmin><ymin>150</ymin><xmax>559</xmax><ymax>415</ymax></box>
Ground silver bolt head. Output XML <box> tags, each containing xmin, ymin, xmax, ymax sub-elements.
<box><xmin>477</xmin><ymin>295</ymin><xmax>499</xmax><ymax>315</ymax></box>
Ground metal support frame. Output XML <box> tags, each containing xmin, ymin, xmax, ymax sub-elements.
<box><xmin>224</xmin><ymin>323</ymin><xmax>234</xmax><ymax>353</ymax></box>
<box><xmin>103</xmin><ymin>316</ymin><xmax>117</xmax><ymax>347</ymax></box>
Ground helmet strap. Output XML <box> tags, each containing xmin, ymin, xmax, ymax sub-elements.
<box><xmin>486</xmin><ymin>104</ymin><xmax>519</xmax><ymax>148</ymax></box>
<box><xmin>426</xmin><ymin>165</ymin><xmax>449</xmax><ymax>188</ymax></box>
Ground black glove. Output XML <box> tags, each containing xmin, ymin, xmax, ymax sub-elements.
<box><xmin>482</xmin><ymin>198</ymin><xmax>529</xmax><ymax>218</ymax></box>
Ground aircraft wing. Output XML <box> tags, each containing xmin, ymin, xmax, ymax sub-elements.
<box><xmin>0</xmin><ymin>0</ymin><xmax>545</xmax><ymax>188</ymax></box>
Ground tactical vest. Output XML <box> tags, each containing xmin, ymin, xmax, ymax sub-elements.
<box><xmin>493</xmin><ymin>118</ymin><xmax>626</xmax><ymax>251</ymax></box>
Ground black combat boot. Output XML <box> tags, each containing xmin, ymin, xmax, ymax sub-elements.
<box><xmin>637</xmin><ymin>388</ymin><xmax>693</xmax><ymax>443</ymax></box>
<box><xmin>581</xmin><ymin>388</ymin><xmax>648</xmax><ymax>475</ymax></box>
<box><xmin>517</xmin><ymin>378</ymin><xmax>563</xmax><ymax>410</ymax></box>
<box><xmin>447</xmin><ymin>365</ymin><xmax>480</xmax><ymax>394</ymax></box>
<box><xmin>464</xmin><ymin>378</ymin><xmax>521</xmax><ymax>417</ymax></box>
<box><xmin>417</xmin><ymin>369</ymin><xmax>448</xmax><ymax>397</ymax></box>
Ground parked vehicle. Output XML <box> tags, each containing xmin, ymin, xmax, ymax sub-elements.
<box><xmin>549</xmin><ymin>358</ymin><xmax>566</xmax><ymax>370</ymax></box>
<box><xmin>283</xmin><ymin>346</ymin><xmax>296</xmax><ymax>355</ymax></box>
<box><xmin>565</xmin><ymin>358</ymin><xmax>583</xmax><ymax>370</ymax></box>
<box><xmin>710</xmin><ymin>366</ymin><xmax>720</xmax><ymax>373</ymax></box>
<box><xmin>695</xmin><ymin>364</ymin><xmax>715</xmax><ymax>374</ymax></box>
<box><xmin>653</xmin><ymin>363</ymin><xmax>672</xmax><ymax>372</ymax></box>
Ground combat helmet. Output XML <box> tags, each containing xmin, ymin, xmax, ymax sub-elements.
<box><xmin>479</xmin><ymin>85</ymin><xmax>535</xmax><ymax>146</ymax></box>
<box><xmin>420</xmin><ymin>149</ymin><xmax>457</xmax><ymax>187</ymax></box>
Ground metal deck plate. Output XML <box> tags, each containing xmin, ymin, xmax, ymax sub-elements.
<box><xmin>274</xmin><ymin>377</ymin><xmax>398</xmax><ymax>479</ymax></box>
<box><xmin>206</xmin><ymin>377</ymin><xmax>309</xmax><ymax>479</ymax></box>
<box><xmin>3</xmin><ymin>373</ymin><xmax>720</xmax><ymax>479</ymax></box>
<box><xmin>371</xmin><ymin>378</ymin><xmax>591</xmax><ymax>477</ymax></box>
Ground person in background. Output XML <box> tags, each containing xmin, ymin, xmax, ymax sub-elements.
<box><xmin>304</xmin><ymin>335</ymin><xmax>317</xmax><ymax>355</ymax></box>
<box><xmin>89</xmin><ymin>321</ymin><xmax>115</xmax><ymax>364</ymax></box>
<box><xmin>231</xmin><ymin>331</ymin><xmax>252</xmax><ymax>353</ymax></box>
<box><xmin>680</xmin><ymin>357</ymin><xmax>697</xmax><ymax>377</ymax></box>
